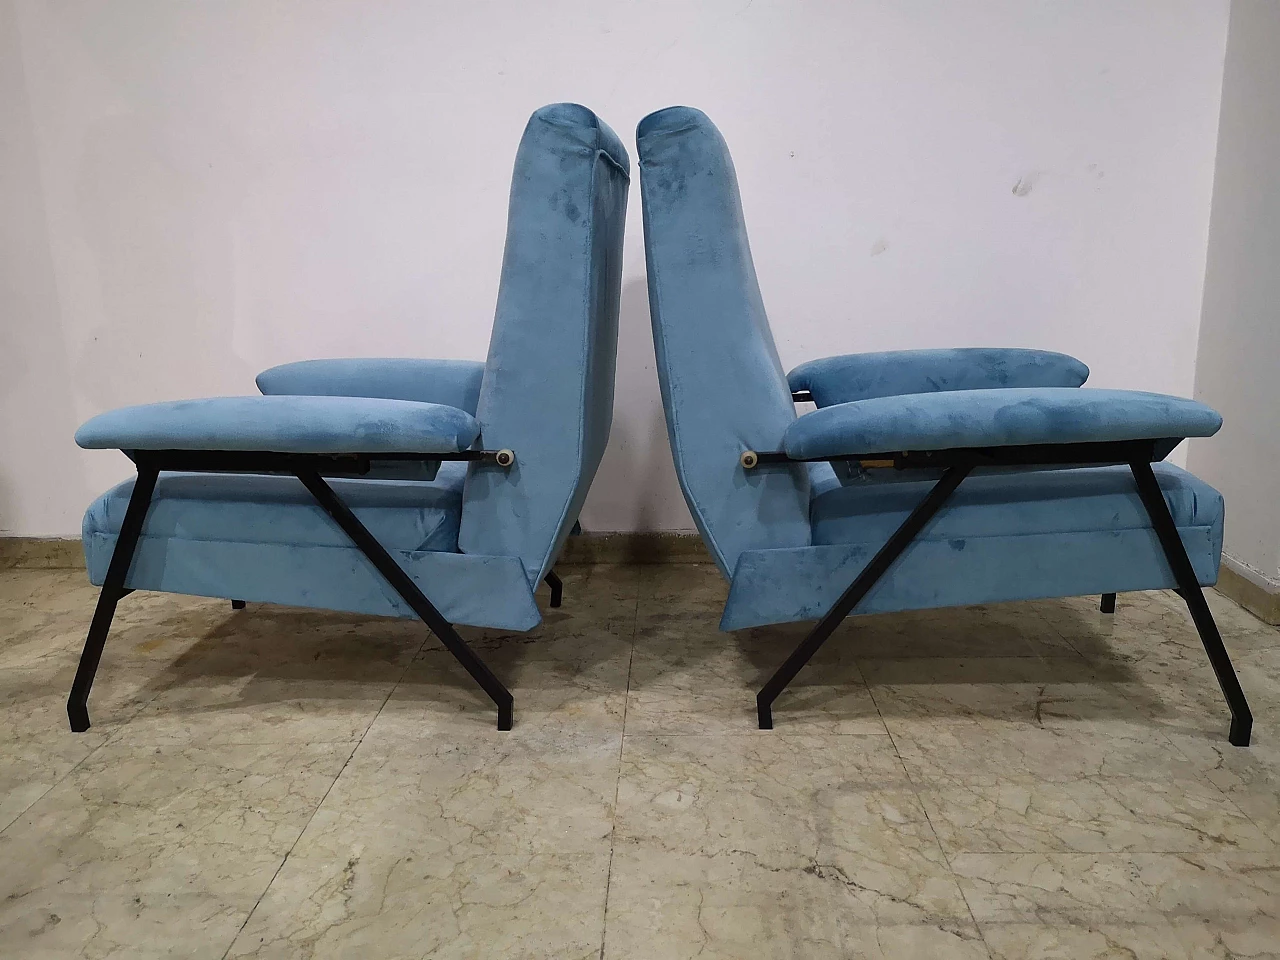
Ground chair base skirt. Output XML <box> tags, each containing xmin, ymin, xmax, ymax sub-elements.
<box><xmin>756</xmin><ymin>447</ymin><xmax>1252</xmax><ymax>747</ymax></box>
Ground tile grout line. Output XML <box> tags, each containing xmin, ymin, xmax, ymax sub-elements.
<box><xmin>218</xmin><ymin>630</ymin><xmax>431</xmax><ymax>960</ymax></box>
<box><xmin>598</xmin><ymin>572</ymin><xmax>644</xmax><ymax>960</ymax></box>
<box><xmin>864</xmin><ymin>679</ymin><xmax>994</xmax><ymax>958</ymax></box>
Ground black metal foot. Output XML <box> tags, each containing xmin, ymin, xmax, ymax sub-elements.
<box><xmin>67</xmin><ymin>465</ymin><xmax>158</xmax><ymax>733</ymax></box>
<box><xmin>545</xmin><ymin>571</ymin><xmax>563</xmax><ymax>608</ymax></box>
<box><xmin>68</xmin><ymin>702</ymin><xmax>90</xmax><ymax>733</ymax></box>
<box><xmin>231</xmin><ymin>599</ymin><xmax>246</xmax><ymax>610</ymax></box>
<box><xmin>1230</xmin><ymin>714</ymin><xmax>1252</xmax><ymax>748</ymax></box>
<box><xmin>756</xmin><ymin>694</ymin><xmax>773</xmax><ymax>730</ymax></box>
<box><xmin>1100</xmin><ymin>593</ymin><xmax>1116</xmax><ymax>614</ymax></box>
<box><xmin>1131</xmin><ymin>461</ymin><xmax>1252</xmax><ymax>747</ymax></box>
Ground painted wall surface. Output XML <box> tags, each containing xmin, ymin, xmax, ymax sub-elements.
<box><xmin>2</xmin><ymin>0</ymin><xmax>1229</xmax><ymax>536</ymax></box>
<box><xmin>1188</xmin><ymin>0</ymin><xmax>1280</xmax><ymax>588</ymax></box>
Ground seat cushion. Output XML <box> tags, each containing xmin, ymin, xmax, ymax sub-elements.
<box><xmin>810</xmin><ymin>461</ymin><xmax>1222</xmax><ymax>547</ymax></box>
<box><xmin>83</xmin><ymin>461</ymin><xmax>468</xmax><ymax>554</ymax></box>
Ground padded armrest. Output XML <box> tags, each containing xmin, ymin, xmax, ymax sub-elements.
<box><xmin>256</xmin><ymin>358</ymin><xmax>486</xmax><ymax>415</ymax></box>
<box><xmin>75</xmin><ymin>395</ymin><xmax>480</xmax><ymax>454</ymax></box>
<box><xmin>782</xmin><ymin>387</ymin><xmax>1222</xmax><ymax>460</ymax></box>
<box><xmin>788</xmin><ymin>348</ymin><xmax>1089</xmax><ymax>407</ymax></box>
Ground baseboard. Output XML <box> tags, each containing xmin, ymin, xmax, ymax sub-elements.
<box><xmin>0</xmin><ymin>537</ymin><xmax>84</xmax><ymax>570</ymax></box>
<box><xmin>1214</xmin><ymin>554</ymin><xmax>1280</xmax><ymax>625</ymax></box>
<box><xmin>557</xmin><ymin>532</ymin><xmax>711</xmax><ymax>565</ymax></box>
<box><xmin>0</xmin><ymin>532</ymin><xmax>713</xmax><ymax>572</ymax></box>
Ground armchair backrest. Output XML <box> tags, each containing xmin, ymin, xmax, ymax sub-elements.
<box><xmin>459</xmin><ymin>104</ymin><xmax>629</xmax><ymax>585</ymax></box>
<box><xmin>637</xmin><ymin>106</ymin><xmax>811</xmax><ymax>576</ymax></box>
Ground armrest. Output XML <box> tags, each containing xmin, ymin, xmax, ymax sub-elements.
<box><xmin>782</xmin><ymin>387</ymin><xmax>1222</xmax><ymax>460</ymax></box>
<box><xmin>787</xmin><ymin>348</ymin><xmax>1089</xmax><ymax>407</ymax></box>
<box><xmin>256</xmin><ymin>358</ymin><xmax>485</xmax><ymax>415</ymax></box>
<box><xmin>75</xmin><ymin>395</ymin><xmax>480</xmax><ymax>454</ymax></box>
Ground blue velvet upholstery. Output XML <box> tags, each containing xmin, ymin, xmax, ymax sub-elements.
<box><xmin>637</xmin><ymin>105</ymin><xmax>1228</xmax><ymax>632</ymax></box>
<box><xmin>637</xmin><ymin>105</ymin><xmax>811</xmax><ymax>577</ymax></box>
<box><xmin>86</xmin><ymin>464</ymin><xmax>469</xmax><ymax>555</ymax></box>
<box><xmin>257</xmin><ymin>358</ymin><xmax>485</xmax><ymax>414</ymax></box>
<box><xmin>789</xmin><ymin>348</ymin><xmax>1089</xmax><ymax>407</ymax></box>
<box><xmin>75</xmin><ymin>395</ymin><xmax>480</xmax><ymax>454</ymax></box>
<box><xmin>724</xmin><ymin>460</ymin><xmax>1223</xmax><ymax>630</ymax></box>
<box><xmin>783</xmin><ymin>387</ymin><xmax>1223</xmax><ymax>460</ymax></box>
<box><xmin>459</xmin><ymin>102</ymin><xmax>629</xmax><ymax>586</ymax></box>
<box><xmin>78</xmin><ymin>103</ymin><xmax>628</xmax><ymax>632</ymax></box>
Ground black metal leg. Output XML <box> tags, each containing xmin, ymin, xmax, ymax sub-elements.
<box><xmin>231</xmin><ymin>599</ymin><xmax>246</xmax><ymax>610</ymax></box>
<box><xmin>68</xmin><ymin>465</ymin><xmax>159</xmax><ymax>732</ymax></box>
<box><xmin>1130</xmin><ymin>461</ymin><xmax>1252</xmax><ymax>746</ymax></box>
<box><xmin>544</xmin><ymin>571</ymin><xmax>563</xmax><ymax>608</ymax></box>
<box><xmin>1100</xmin><ymin>593</ymin><xmax>1116</xmax><ymax>614</ymax></box>
<box><xmin>757</xmin><ymin>464</ymin><xmax>972</xmax><ymax>729</ymax></box>
<box><xmin>296</xmin><ymin>469</ymin><xmax>514</xmax><ymax>730</ymax></box>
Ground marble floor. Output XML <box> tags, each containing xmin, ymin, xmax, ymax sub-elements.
<box><xmin>1</xmin><ymin>564</ymin><xmax>1279</xmax><ymax>959</ymax></box>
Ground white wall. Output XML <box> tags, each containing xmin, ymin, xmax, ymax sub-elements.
<box><xmin>1</xmin><ymin>0</ymin><xmax>1229</xmax><ymax>537</ymax></box>
<box><xmin>1187</xmin><ymin>0</ymin><xmax>1280</xmax><ymax>590</ymax></box>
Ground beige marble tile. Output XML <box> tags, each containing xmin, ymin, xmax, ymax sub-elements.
<box><xmin>614</xmin><ymin>734</ymin><xmax>971</xmax><ymax>925</ymax></box>
<box><xmin>980</xmin><ymin>919</ymin><xmax>1280</xmax><ymax>959</ymax></box>
<box><xmin>825</xmin><ymin>602</ymin><xmax>1084</xmax><ymax>661</ymax></box>
<box><xmin>951</xmin><ymin>851</ymin><xmax>1280</xmax><ymax>924</ymax></box>
<box><xmin>0</xmin><ymin>888</ymin><xmax>258</xmax><ymax>960</ymax></box>
<box><xmin>4</xmin><ymin>563</ymin><xmax>1280</xmax><ymax>958</ymax></box>
<box><xmin>112</xmin><ymin>606</ymin><xmax>429</xmax><ymax>746</ymax></box>
<box><xmin>0</xmin><ymin>570</ymin><xmax>234</xmax><ymax>673</ymax></box>
<box><xmin>373</xmin><ymin>647</ymin><xmax>630</xmax><ymax>737</ymax></box>
<box><xmin>912</xmin><ymin>771</ymin><xmax>1270</xmax><ymax>855</ymax></box>
<box><xmin>227</xmin><ymin>851</ymin><xmax>608</xmax><ymax>960</ymax></box>
<box><xmin>457</xmin><ymin>565</ymin><xmax>641</xmax><ymax>653</ymax></box>
<box><xmin>223</xmin><ymin>728</ymin><xmax>618</xmax><ymax>958</ymax></box>
<box><xmin>888</xmin><ymin>717</ymin><xmax>1203</xmax><ymax>782</ymax></box>
<box><xmin>861</xmin><ymin>656</ymin><xmax>1139</xmax><ymax>726</ymax></box>
<box><xmin>0</xmin><ymin>738</ymin><xmax>354</xmax><ymax>900</ymax></box>
<box><xmin>639</xmin><ymin>563</ymin><xmax>729</xmax><ymax>623</ymax></box>
<box><xmin>602</xmin><ymin>847</ymin><xmax>989</xmax><ymax>960</ymax></box>
<box><xmin>0</xmin><ymin>657</ymin><xmax>158</xmax><ymax>831</ymax></box>
<box><xmin>1164</xmin><ymin>731</ymin><xmax>1280</xmax><ymax>845</ymax></box>
<box><xmin>286</xmin><ymin>730</ymin><xmax>619</xmax><ymax>863</ymax></box>
<box><xmin>625</xmin><ymin>622</ymin><xmax>885</xmax><ymax>735</ymax></box>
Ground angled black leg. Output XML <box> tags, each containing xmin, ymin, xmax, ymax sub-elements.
<box><xmin>231</xmin><ymin>599</ymin><xmax>246</xmax><ymax>610</ymax></box>
<box><xmin>1130</xmin><ymin>461</ymin><xmax>1252</xmax><ymax>746</ymax></box>
<box><xmin>1100</xmin><ymin>593</ymin><xmax>1116</xmax><ymax>614</ymax></box>
<box><xmin>296</xmin><ymin>469</ymin><xmax>514</xmax><ymax>730</ymax></box>
<box><xmin>757</xmin><ymin>464</ymin><xmax>972</xmax><ymax>729</ymax></box>
<box><xmin>544</xmin><ymin>571</ymin><xmax>563</xmax><ymax>608</ymax></box>
<box><xmin>68</xmin><ymin>465</ymin><xmax>159</xmax><ymax>732</ymax></box>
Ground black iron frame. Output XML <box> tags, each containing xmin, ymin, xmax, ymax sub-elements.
<box><xmin>750</xmin><ymin>438</ymin><xmax>1253</xmax><ymax>746</ymax></box>
<box><xmin>67</xmin><ymin>447</ymin><xmax>561</xmax><ymax>734</ymax></box>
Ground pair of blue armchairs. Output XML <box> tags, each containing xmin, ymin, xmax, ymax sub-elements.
<box><xmin>71</xmin><ymin>104</ymin><xmax>1251</xmax><ymax>745</ymax></box>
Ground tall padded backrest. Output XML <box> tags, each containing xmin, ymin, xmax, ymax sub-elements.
<box><xmin>637</xmin><ymin>106</ymin><xmax>811</xmax><ymax>576</ymax></box>
<box><xmin>459</xmin><ymin>104</ymin><xmax>629</xmax><ymax>585</ymax></box>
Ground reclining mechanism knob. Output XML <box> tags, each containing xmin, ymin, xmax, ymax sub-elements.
<box><xmin>740</xmin><ymin>450</ymin><xmax>759</xmax><ymax>470</ymax></box>
<box><xmin>495</xmin><ymin>449</ymin><xmax>516</xmax><ymax>468</ymax></box>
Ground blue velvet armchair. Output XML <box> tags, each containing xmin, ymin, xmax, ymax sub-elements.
<box><xmin>71</xmin><ymin>103</ymin><xmax>629</xmax><ymax>731</ymax></box>
<box><xmin>637</xmin><ymin>106</ymin><xmax>1252</xmax><ymax>745</ymax></box>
